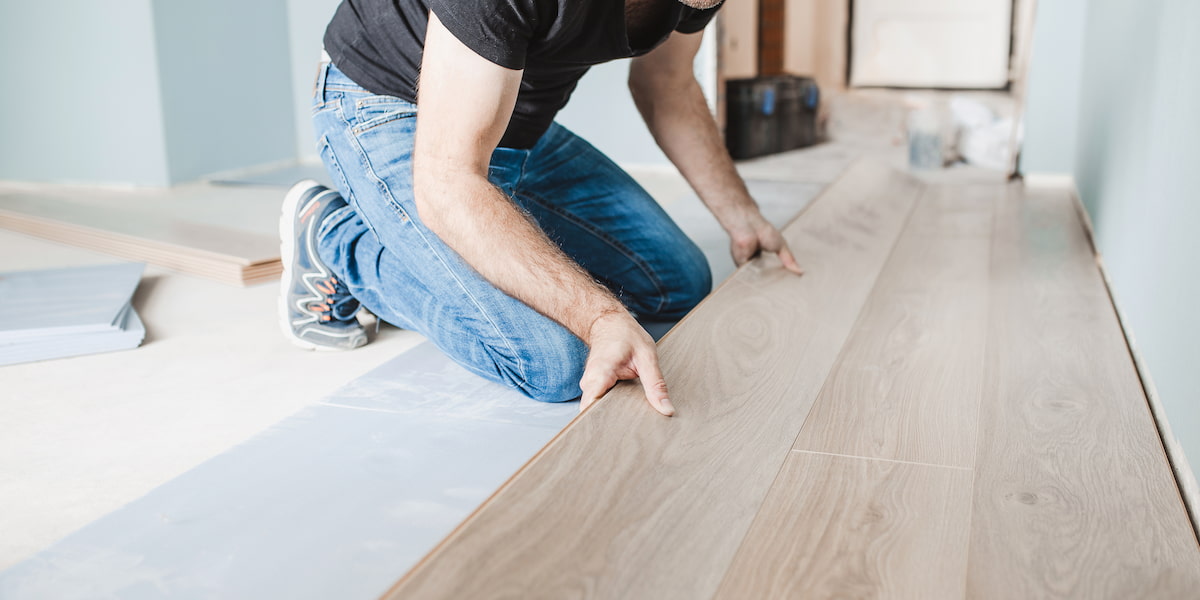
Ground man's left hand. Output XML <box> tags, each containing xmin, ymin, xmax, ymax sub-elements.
<box><xmin>727</xmin><ymin>210</ymin><xmax>805</xmax><ymax>275</ymax></box>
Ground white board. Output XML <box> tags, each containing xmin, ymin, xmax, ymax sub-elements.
<box><xmin>850</xmin><ymin>0</ymin><xmax>1013</xmax><ymax>89</ymax></box>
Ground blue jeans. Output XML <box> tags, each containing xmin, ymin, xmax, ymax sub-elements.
<box><xmin>311</xmin><ymin>61</ymin><xmax>712</xmax><ymax>403</ymax></box>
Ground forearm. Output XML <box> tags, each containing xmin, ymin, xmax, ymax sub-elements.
<box><xmin>631</xmin><ymin>77</ymin><xmax>758</xmax><ymax>231</ymax></box>
<box><xmin>414</xmin><ymin>172</ymin><xmax>625</xmax><ymax>342</ymax></box>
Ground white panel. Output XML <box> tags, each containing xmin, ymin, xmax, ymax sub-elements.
<box><xmin>851</xmin><ymin>0</ymin><xmax>1013</xmax><ymax>88</ymax></box>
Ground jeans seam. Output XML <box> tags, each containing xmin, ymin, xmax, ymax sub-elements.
<box><xmin>351</xmin><ymin>112</ymin><xmax>416</xmax><ymax>135</ymax></box>
<box><xmin>342</xmin><ymin>122</ymin><xmax>530</xmax><ymax>385</ymax></box>
<box><xmin>516</xmin><ymin>189</ymin><xmax>669</xmax><ymax>315</ymax></box>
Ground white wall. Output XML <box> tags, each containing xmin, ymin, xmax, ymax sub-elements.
<box><xmin>1022</xmin><ymin>0</ymin><xmax>1200</xmax><ymax>475</ymax></box>
<box><xmin>557</xmin><ymin>24</ymin><xmax>719</xmax><ymax>169</ymax></box>
<box><xmin>0</xmin><ymin>1</ymin><xmax>172</xmax><ymax>186</ymax></box>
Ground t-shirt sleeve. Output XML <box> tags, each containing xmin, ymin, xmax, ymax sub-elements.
<box><xmin>426</xmin><ymin>0</ymin><xmax>540</xmax><ymax>70</ymax></box>
<box><xmin>675</xmin><ymin>3</ymin><xmax>723</xmax><ymax>34</ymax></box>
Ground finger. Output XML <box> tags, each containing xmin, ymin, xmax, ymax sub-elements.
<box><xmin>578</xmin><ymin>367</ymin><xmax>617</xmax><ymax>413</ymax></box>
<box><xmin>635</xmin><ymin>351</ymin><xmax>674</xmax><ymax>417</ymax></box>
<box><xmin>777</xmin><ymin>244</ymin><xmax>805</xmax><ymax>276</ymax></box>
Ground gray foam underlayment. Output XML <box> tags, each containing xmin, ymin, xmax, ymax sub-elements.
<box><xmin>0</xmin><ymin>342</ymin><xmax>579</xmax><ymax>600</ymax></box>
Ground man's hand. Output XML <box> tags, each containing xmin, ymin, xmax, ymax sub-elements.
<box><xmin>726</xmin><ymin>208</ymin><xmax>804</xmax><ymax>274</ymax></box>
<box><xmin>630</xmin><ymin>31</ymin><xmax>804</xmax><ymax>278</ymax></box>
<box><xmin>579</xmin><ymin>312</ymin><xmax>674</xmax><ymax>417</ymax></box>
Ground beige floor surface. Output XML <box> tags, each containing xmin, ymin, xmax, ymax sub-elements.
<box><xmin>0</xmin><ymin>88</ymin><xmax>1008</xmax><ymax>571</ymax></box>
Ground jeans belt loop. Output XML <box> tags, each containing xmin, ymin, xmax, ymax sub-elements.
<box><xmin>314</xmin><ymin>50</ymin><xmax>332</xmax><ymax>104</ymax></box>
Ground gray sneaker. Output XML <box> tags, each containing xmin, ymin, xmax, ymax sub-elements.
<box><xmin>278</xmin><ymin>180</ymin><xmax>368</xmax><ymax>351</ymax></box>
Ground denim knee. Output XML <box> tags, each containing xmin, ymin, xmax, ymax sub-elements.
<box><xmin>484</xmin><ymin>329</ymin><xmax>587</xmax><ymax>404</ymax></box>
<box><xmin>658</xmin><ymin>246</ymin><xmax>713</xmax><ymax>319</ymax></box>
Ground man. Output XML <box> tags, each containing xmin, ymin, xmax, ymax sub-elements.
<box><xmin>280</xmin><ymin>0</ymin><xmax>803</xmax><ymax>417</ymax></box>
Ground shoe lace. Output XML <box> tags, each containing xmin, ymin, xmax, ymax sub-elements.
<box><xmin>307</xmin><ymin>276</ymin><xmax>359</xmax><ymax>323</ymax></box>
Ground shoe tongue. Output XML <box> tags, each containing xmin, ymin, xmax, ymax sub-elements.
<box><xmin>330</xmin><ymin>295</ymin><xmax>361</xmax><ymax>321</ymax></box>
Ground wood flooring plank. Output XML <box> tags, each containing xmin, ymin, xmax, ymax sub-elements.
<box><xmin>965</xmin><ymin>185</ymin><xmax>1200</xmax><ymax>598</ymax></box>
<box><xmin>714</xmin><ymin>451</ymin><xmax>973</xmax><ymax>599</ymax></box>
<box><xmin>792</xmin><ymin>184</ymin><xmax>997</xmax><ymax>468</ymax></box>
<box><xmin>379</xmin><ymin>161</ymin><xmax>924</xmax><ymax>600</ymax></box>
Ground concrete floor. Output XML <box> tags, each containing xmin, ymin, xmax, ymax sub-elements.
<box><xmin>0</xmin><ymin>88</ymin><xmax>1010</xmax><ymax>574</ymax></box>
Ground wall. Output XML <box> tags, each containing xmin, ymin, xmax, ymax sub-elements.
<box><xmin>151</xmin><ymin>0</ymin><xmax>297</xmax><ymax>182</ymax></box>
<box><xmin>287</xmin><ymin>0</ymin><xmax>344</xmax><ymax>162</ymax></box>
<box><xmin>557</xmin><ymin>23</ymin><xmax>719</xmax><ymax>169</ymax></box>
<box><xmin>1022</xmin><ymin>0</ymin><xmax>1200</xmax><ymax>476</ymax></box>
<box><xmin>1020</xmin><ymin>0</ymin><xmax>1088</xmax><ymax>174</ymax></box>
<box><xmin>0</xmin><ymin>1</ymin><xmax>172</xmax><ymax>186</ymax></box>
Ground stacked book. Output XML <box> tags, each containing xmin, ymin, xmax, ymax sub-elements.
<box><xmin>0</xmin><ymin>263</ymin><xmax>146</xmax><ymax>366</ymax></box>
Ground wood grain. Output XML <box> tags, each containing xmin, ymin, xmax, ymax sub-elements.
<box><xmin>0</xmin><ymin>192</ymin><xmax>281</xmax><ymax>285</ymax></box>
<box><xmin>792</xmin><ymin>183</ymin><xmax>997</xmax><ymax>468</ymax></box>
<box><xmin>715</xmin><ymin>451</ymin><xmax>973</xmax><ymax>599</ymax></box>
<box><xmin>380</xmin><ymin>161</ymin><xmax>924</xmax><ymax>599</ymax></box>
<box><xmin>965</xmin><ymin>185</ymin><xmax>1200</xmax><ymax>598</ymax></box>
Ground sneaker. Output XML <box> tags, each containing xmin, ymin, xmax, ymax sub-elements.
<box><xmin>279</xmin><ymin>180</ymin><xmax>368</xmax><ymax>351</ymax></box>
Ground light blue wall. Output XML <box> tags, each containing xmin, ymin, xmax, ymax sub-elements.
<box><xmin>287</xmin><ymin>0</ymin><xmax>344</xmax><ymax>162</ymax></box>
<box><xmin>1023</xmin><ymin>0</ymin><xmax>1200</xmax><ymax>469</ymax></box>
<box><xmin>1021</xmin><ymin>0</ymin><xmax>1088</xmax><ymax>174</ymax></box>
<box><xmin>151</xmin><ymin>0</ymin><xmax>297</xmax><ymax>182</ymax></box>
<box><xmin>0</xmin><ymin>1</ymin><xmax>171</xmax><ymax>186</ymax></box>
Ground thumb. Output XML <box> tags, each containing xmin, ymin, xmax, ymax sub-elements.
<box><xmin>636</xmin><ymin>353</ymin><xmax>674</xmax><ymax>417</ymax></box>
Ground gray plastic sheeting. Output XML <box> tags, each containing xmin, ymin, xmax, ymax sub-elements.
<box><xmin>0</xmin><ymin>342</ymin><xmax>577</xmax><ymax>600</ymax></box>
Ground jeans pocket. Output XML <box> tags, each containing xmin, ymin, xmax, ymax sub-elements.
<box><xmin>351</xmin><ymin>95</ymin><xmax>417</xmax><ymax>135</ymax></box>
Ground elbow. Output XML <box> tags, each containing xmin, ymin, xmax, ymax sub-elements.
<box><xmin>411</xmin><ymin>161</ymin><xmax>447</xmax><ymax>234</ymax></box>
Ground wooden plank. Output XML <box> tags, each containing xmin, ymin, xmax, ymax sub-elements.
<box><xmin>0</xmin><ymin>193</ymin><xmax>281</xmax><ymax>286</ymax></box>
<box><xmin>966</xmin><ymin>185</ymin><xmax>1200</xmax><ymax>597</ymax></box>
<box><xmin>792</xmin><ymin>184</ymin><xmax>996</xmax><ymax>468</ymax></box>
<box><xmin>0</xmin><ymin>194</ymin><xmax>279</xmax><ymax>264</ymax></box>
<box><xmin>714</xmin><ymin>451</ymin><xmax>973</xmax><ymax>598</ymax></box>
<box><xmin>380</xmin><ymin>161</ymin><xmax>924</xmax><ymax>599</ymax></box>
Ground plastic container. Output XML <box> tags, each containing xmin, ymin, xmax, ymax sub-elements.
<box><xmin>726</xmin><ymin>76</ymin><xmax>820</xmax><ymax>160</ymax></box>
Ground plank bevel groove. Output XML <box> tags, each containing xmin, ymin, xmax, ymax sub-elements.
<box><xmin>791</xmin><ymin>449</ymin><xmax>973</xmax><ymax>472</ymax></box>
<box><xmin>380</xmin><ymin>161</ymin><xmax>926</xmax><ymax>599</ymax></box>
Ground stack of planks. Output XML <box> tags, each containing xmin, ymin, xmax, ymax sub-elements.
<box><xmin>379</xmin><ymin>161</ymin><xmax>1200</xmax><ymax>598</ymax></box>
<box><xmin>0</xmin><ymin>192</ymin><xmax>280</xmax><ymax>286</ymax></box>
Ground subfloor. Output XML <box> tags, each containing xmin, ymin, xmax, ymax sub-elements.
<box><xmin>0</xmin><ymin>89</ymin><xmax>1008</xmax><ymax>573</ymax></box>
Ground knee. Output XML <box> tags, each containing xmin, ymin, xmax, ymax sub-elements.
<box><xmin>658</xmin><ymin>245</ymin><xmax>712</xmax><ymax>319</ymax></box>
<box><xmin>484</xmin><ymin>330</ymin><xmax>587</xmax><ymax>404</ymax></box>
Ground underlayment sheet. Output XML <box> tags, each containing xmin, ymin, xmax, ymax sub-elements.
<box><xmin>0</xmin><ymin>263</ymin><xmax>143</xmax><ymax>340</ymax></box>
<box><xmin>0</xmin><ymin>263</ymin><xmax>146</xmax><ymax>365</ymax></box>
<box><xmin>0</xmin><ymin>306</ymin><xmax>145</xmax><ymax>366</ymax></box>
<box><xmin>0</xmin><ymin>342</ymin><xmax>576</xmax><ymax>600</ymax></box>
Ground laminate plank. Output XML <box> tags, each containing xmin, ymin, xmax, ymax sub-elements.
<box><xmin>0</xmin><ymin>192</ymin><xmax>281</xmax><ymax>285</ymax></box>
<box><xmin>380</xmin><ymin>161</ymin><xmax>924</xmax><ymax>599</ymax></box>
<box><xmin>965</xmin><ymin>186</ymin><xmax>1200</xmax><ymax>597</ymax></box>
<box><xmin>792</xmin><ymin>184</ymin><xmax>997</xmax><ymax>468</ymax></box>
<box><xmin>714</xmin><ymin>451</ymin><xmax>973</xmax><ymax>599</ymax></box>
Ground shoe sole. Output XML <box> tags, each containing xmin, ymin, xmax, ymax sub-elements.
<box><xmin>278</xmin><ymin>180</ymin><xmax>346</xmax><ymax>352</ymax></box>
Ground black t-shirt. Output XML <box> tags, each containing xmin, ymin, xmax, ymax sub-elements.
<box><xmin>324</xmin><ymin>0</ymin><xmax>721</xmax><ymax>149</ymax></box>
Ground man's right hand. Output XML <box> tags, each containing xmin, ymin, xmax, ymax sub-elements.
<box><xmin>579</xmin><ymin>311</ymin><xmax>674</xmax><ymax>417</ymax></box>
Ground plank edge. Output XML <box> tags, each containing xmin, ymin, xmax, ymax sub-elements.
<box><xmin>1061</xmin><ymin>185</ymin><xmax>1200</xmax><ymax>549</ymax></box>
<box><xmin>376</xmin><ymin>159</ymin><xmax>913</xmax><ymax>600</ymax></box>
